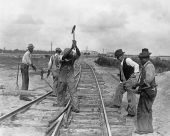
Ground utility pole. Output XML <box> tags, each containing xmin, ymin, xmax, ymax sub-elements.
<box><xmin>51</xmin><ymin>41</ymin><xmax>52</xmax><ymax>55</ymax></box>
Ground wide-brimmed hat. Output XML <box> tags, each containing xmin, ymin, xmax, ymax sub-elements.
<box><xmin>63</xmin><ymin>48</ymin><xmax>73</xmax><ymax>56</ymax></box>
<box><xmin>27</xmin><ymin>44</ymin><xmax>34</xmax><ymax>49</ymax></box>
<box><xmin>138</xmin><ymin>48</ymin><xmax>151</xmax><ymax>58</ymax></box>
<box><xmin>55</xmin><ymin>48</ymin><xmax>62</xmax><ymax>53</ymax></box>
<box><xmin>115</xmin><ymin>49</ymin><xmax>125</xmax><ymax>58</ymax></box>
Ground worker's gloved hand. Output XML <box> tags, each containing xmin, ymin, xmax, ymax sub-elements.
<box><xmin>47</xmin><ymin>70</ymin><xmax>50</xmax><ymax>78</ymax></box>
<box><xmin>31</xmin><ymin>64</ymin><xmax>36</xmax><ymax>71</ymax></box>
<box><xmin>132</xmin><ymin>83</ymin><xmax>140</xmax><ymax>89</ymax></box>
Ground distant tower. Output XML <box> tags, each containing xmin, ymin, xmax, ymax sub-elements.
<box><xmin>86</xmin><ymin>46</ymin><xmax>88</xmax><ymax>53</ymax></box>
<box><xmin>51</xmin><ymin>42</ymin><xmax>52</xmax><ymax>55</ymax></box>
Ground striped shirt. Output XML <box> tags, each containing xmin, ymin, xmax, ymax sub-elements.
<box><xmin>48</xmin><ymin>53</ymin><xmax>62</xmax><ymax>70</ymax></box>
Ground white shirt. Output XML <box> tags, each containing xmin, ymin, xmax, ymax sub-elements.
<box><xmin>22</xmin><ymin>50</ymin><xmax>32</xmax><ymax>65</ymax></box>
<box><xmin>121</xmin><ymin>58</ymin><xmax>139</xmax><ymax>73</ymax></box>
<box><xmin>143</xmin><ymin>60</ymin><xmax>156</xmax><ymax>85</ymax></box>
<box><xmin>48</xmin><ymin>53</ymin><xmax>62</xmax><ymax>70</ymax></box>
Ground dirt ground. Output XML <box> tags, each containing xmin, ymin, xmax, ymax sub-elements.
<box><xmin>0</xmin><ymin>57</ymin><xmax>170</xmax><ymax>136</ymax></box>
<box><xmin>84</xmin><ymin>57</ymin><xmax>170</xmax><ymax>136</ymax></box>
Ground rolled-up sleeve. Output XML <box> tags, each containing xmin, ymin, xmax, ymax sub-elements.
<box><xmin>48</xmin><ymin>56</ymin><xmax>53</xmax><ymax>70</ymax></box>
<box><xmin>126</xmin><ymin>58</ymin><xmax>139</xmax><ymax>73</ymax></box>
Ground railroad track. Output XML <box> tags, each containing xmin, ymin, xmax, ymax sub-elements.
<box><xmin>0</xmin><ymin>68</ymin><xmax>80</xmax><ymax>136</ymax></box>
<box><xmin>49</xmin><ymin>62</ymin><xmax>111</xmax><ymax>136</ymax></box>
<box><xmin>0</xmin><ymin>61</ymin><xmax>134</xmax><ymax>136</ymax></box>
<box><xmin>50</xmin><ymin>62</ymin><xmax>134</xmax><ymax>136</ymax></box>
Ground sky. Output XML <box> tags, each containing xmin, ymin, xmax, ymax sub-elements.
<box><xmin>0</xmin><ymin>0</ymin><xmax>170</xmax><ymax>55</ymax></box>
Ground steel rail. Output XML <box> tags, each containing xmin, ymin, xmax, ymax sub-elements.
<box><xmin>75</xmin><ymin>64</ymin><xmax>82</xmax><ymax>88</ymax></box>
<box><xmin>0</xmin><ymin>91</ymin><xmax>53</xmax><ymax>122</ymax></box>
<box><xmin>42</xmin><ymin>78</ymin><xmax>53</xmax><ymax>89</ymax></box>
<box><xmin>89</xmin><ymin>65</ymin><xmax>112</xmax><ymax>136</ymax></box>
<box><xmin>51</xmin><ymin>113</ymin><xmax>65</xmax><ymax>136</ymax></box>
<box><xmin>46</xmin><ymin>69</ymin><xmax>81</xmax><ymax>135</ymax></box>
<box><xmin>46</xmin><ymin>99</ymin><xmax>71</xmax><ymax>135</ymax></box>
<box><xmin>0</xmin><ymin>63</ymin><xmax>81</xmax><ymax>123</ymax></box>
<box><xmin>50</xmin><ymin>64</ymin><xmax>82</xmax><ymax>136</ymax></box>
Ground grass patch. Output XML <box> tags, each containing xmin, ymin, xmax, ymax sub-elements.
<box><xmin>95</xmin><ymin>56</ymin><xmax>170</xmax><ymax>73</ymax></box>
<box><xmin>94</xmin><ymin>56</ymin><xmax>119</xmax><ymax>68</ymax></box>
<box><xmin>0</xmin><ymin>55</ymin><xmax>49</xmax><ymax>70</ymax></box>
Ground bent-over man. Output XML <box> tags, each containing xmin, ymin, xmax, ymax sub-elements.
<box><xmin>20</xmin><ymin>44</ymin><xmax>36</xmax><ymax>101</ymax></box>
<box><xmin>47</xmin><ymin>48</ymin><xmax>62</xmax><ymax>96</ymax></box>
<box><xmin>112</xmin><ymin>49</ymin><xmax>139</xmax><ymax>116</ymax></box>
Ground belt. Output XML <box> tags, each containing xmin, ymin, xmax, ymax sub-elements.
<box><xmin>141</xmin><ymin>86</ymin><xmax>157</xmax><ymax>91</ymax></box>
<box><xmin>21</xmin><ymin>63</ymin><xmax>29</xmax><ymax>66</ymax></box>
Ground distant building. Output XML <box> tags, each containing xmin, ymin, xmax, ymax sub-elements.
<box><xmin>82</xmin><ymin>50</ymin><xmax>99</xmax><ymax>56</ymax></box>
<box><xmin>89</xmin><ymin>51</ymin><xmax>98</xmax><ymax>55</ymax></box>
<box><xmin>106</xmin><ymin>52</ymin><xmax>114</xmax><ymax>57</ymax></box>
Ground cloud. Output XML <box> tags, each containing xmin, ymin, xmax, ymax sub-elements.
<box><xmin>1</xmin><ymin>14</ymin><xmax>44</xmax><ymax>49</ymax></box>
<box><xmin>1</xmin><ymin>0</ymin><xmax>170</xmax><ymax>55</ymax></box>
<box><xmin>78</xmin><ymin>10</ymin><xmax>128</xmax><ymax>51</ymax></box>
<box><xmin>14</xmin><ymin>14</ymin><xmax>44</xmax><ymax>25</ymax></box>
<box><xmin>80</xmin><ymin>11</ymin><xmax>127</xmax><ymax>33</ymax></box>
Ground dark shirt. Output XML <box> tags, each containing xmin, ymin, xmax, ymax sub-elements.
<box><xmin>59</xmin><ymin>48</ymin><xmax>81</xmax><ymax>82</ymax></box>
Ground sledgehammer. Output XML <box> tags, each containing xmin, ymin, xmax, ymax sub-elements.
<box><xmin>71</xmin><ymin>25</ymin><xmax>76</xmax><ymax>40</ymax></box>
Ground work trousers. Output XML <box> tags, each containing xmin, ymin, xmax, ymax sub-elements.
<box><xmin>136</xmin><ymin>88</ymin><xmax>157</xmax><ymax>134</ymax></box>
<box><xmin>20</xmin><ymin>63</ymin><xmax>29</xmax><ymax>90</ymax></box>
<box><xmin>113</xmin><ymin>77</ymin><xmax>137</xmax><ymax>115</ymax></box>
<box><xmin>57</xmin><ymin>68</ymin><xmax>78</xmax><ymax>109</ymax></box>
<box><xmin>51</xmin><ymin>69</ymin><xmax>60</xmax><ymax>96</ymax></box>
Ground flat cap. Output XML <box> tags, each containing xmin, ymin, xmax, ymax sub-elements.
<box><xmin>27</xmin><ymin>44</ymin><xmax>34</xmax><ymax>49</ymax></box>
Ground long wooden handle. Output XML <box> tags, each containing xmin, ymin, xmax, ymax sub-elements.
<box><xmin>16</xmin><ymin>62</ymin><xmax>20</xmax><ymax>86</ymax></box>
<box><xmin>73</xmin><ymin>32</ymin><xmax>75</xmax><ymax>40</ymax></box>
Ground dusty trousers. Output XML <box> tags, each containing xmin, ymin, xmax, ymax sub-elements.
<box><xmin>113</xmin><ymin>77</ymin><xmax>137</xmax><ymax>115</ymax></box>
<box><xmin>56</xmin><ymin>67</ymin><xmax>78</xmax><ymax>109</ymax></box>
<box><xmin>20</xmin><ymin>63</ymin><xmax>29</xmax><ymax>90</ymax></box>
<box><xmin>51</xmin><ymin>69</ymin><xmax>60</xmax><ymax>96</ymax></box>
<box><xmin>136</xmin><ymin>88</ymin><xmax>157</xmax><ymax>134</ymax></box>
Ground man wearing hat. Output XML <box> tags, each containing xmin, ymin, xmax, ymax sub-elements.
<box><xmin>47</xmin><ymin>47</ymin><xmax>62</xmax><ymax>96</ymax></box>
<box><xmin>111</xmin><ymin>49</ymin><xmax>139</xmax><ymax>117</ymax></box>
<box><xmin>133</xmin><ymin>48</ymin><xmax>157</xmax><ymax>135</ymax></box>
<box><xmin>55</xmin><ymin>40</ymin><xmax>81</xmax><ymax>113</ymax></box>
<box><xmin>20</xmin><ymin>43</ymin><xmax>37</xmax><ymax>101</ymax></box>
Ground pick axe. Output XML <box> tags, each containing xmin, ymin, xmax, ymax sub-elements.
<box><xmin>15</xmin><ymin>55</ymin><xmax>20</xmax><ymax>90</ymax></box>
<box><xmin>71</xmin><ymin>25</ymin><xmax>76</xmax><ymax>40</ymax></box>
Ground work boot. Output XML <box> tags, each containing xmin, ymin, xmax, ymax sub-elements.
<box><xmin>133</xmin><ymin>130</ymin><xmax>154</xmax><ymax>135</ymax></box>
<box><xmin>110</xmin><ymin>105</ymin><xmax>120</xmax><ymax>108</ymax></box>
<box><xmin>109</xmin><ymin>105</ymin><xmax>121</xmax><ymax>112</ymax></box>
<box><xmin>71</xmin><ymin>107</ymin><xmax>80</xmax><ymax>113</ymax></box>
<box><xmin>19</xmin><ymin>95</ymin><xmax>32</xmax><ymax>101</ymax></box>
<box><xmin>104</xmin><ymin>101</ymin><xmax>112</xmax><ymax>107</ymax></box>
<box><xmin>53</xmin><ymin>102</ymin><xmax>65</xmax><ymax>107</ymax></box>
<box><xmin>125</xmin><ymin>114</ymin><xmax>135</xmax><ymax>117</ymax></box>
